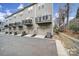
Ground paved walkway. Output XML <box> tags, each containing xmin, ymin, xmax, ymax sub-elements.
<box><xmin>53</xmin><ymin>36</ymin><xmax>69</xmax><ymax>56</ymax></box>
<box><xmin>56</xmin><ymin>33</ymin><xmax>79</xmax><ymax>56</ymax></box>
<box><xmin>55</xmin><ymin>39</ymin><xmax>68</xmax><ymax>56</ymax></box>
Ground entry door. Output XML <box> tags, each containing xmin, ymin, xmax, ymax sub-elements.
<box><xmin>37</xmin><ymin>25</ymin><xmax>52</xmax><ymax>35</ymax></box>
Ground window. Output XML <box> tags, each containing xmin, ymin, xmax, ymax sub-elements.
<box><xmin>38</xmin><ymin>5</ymin><xmax>44</xmax><ymax>10</ymax></box>
<box><xmin>18</xmin><ymin>26</ymin><xmax>23</xmax><ymax>30</ymax></box>
<box><xmin>38</xmin><ymin>4</ymin><xmax>44</xmax><ymax>10</ymax></box>
<box><xmin>25</xmin><ymin>20</ymin><xmax>27</xmax><ymax>23</ymax></box>
<box><xmin>38</xmin><ymin>6</ymin><xmax>40</xmax><ymax>9</ymax></box>
<box><xmin>42</xmin><ymin>5</ymin><xmax>44</xmax><ymax>8</ymax></box>
<box><xmin>14</xmin><ymin>16</ymin><xmax>16</xmax><ymax>18</ymax></box>
<box><xmin>28</xmin><ymin>6</ymin><xmax>33</xmax><ymax>11</ymax></box>
<box><xmin>15</xmin><ymin>22</ymin><xmax>21</xmax><ymax>26</ymax></box>
<box><xmin>17</xmin><ymin>22</ymin><xmax>20</xmax><ymax>25</ymax></box>
<box><xmin>28</xmin><ymin>6</ymin><xmax>33</xmax><ymax>13</ymax></box>
<box><xmin>39</xmin><ymin>17</ymin><xmax>41</xmax><ymax>20</ymax></box>
<box><xmin>27</xmin><ymin>20</ymin><xmax>29</xmax><ymax>23</ymax></box>
<box><xmin>39</xmin><ymin>17</ymin><xmax>41</xmax><ymax>22</ymax></box>
<box><xmin>46</xmin><ymin>15</ymin><xmax>48</xmax><ymax>20</ymax></box>
<box><xmin>49</xmin><ymin>15</ymin><xmax>52</xmax><ymax>20</ymax></box>
<box><xmin>29</xmin><ymin>20</ymin><xmax>32</xmax><ymax>23</ymax></box>
<box><xmin>6</xmin><ymin>20</ymin><xmax>8</xmax><ymax>22</ymax></box>
<box><xmin>9</xmin><ymin>27</ymin><xmax>11</xmax><ymax>30</ymax></box>
<box><xmin>9</xmin><ymin>19</ymin><xmax>11</xmax><ymax>20</ymax></box>
<box><xmin>42</xmin><ymin>15</ymin><xmax>48</xmax><ymax>21</ymax></box>
<box><xmin>35</xmin><ymin>18</ymin><xmax>38</xmax><ymax>22</ymax></box>
<box><xmin>22</xmin><ymin>20</ymin><xmax>25</xmax><ymax>24</ymax></box>
<box><xmin>43</xmin><ymin>16</ymin><xmax>45</xmax><ymax>20</ymax></box>
<box><xmin>35</xmin><ymin>18</ymin><xmax>37</xmax><ymax>20</ymax></box>
<box><xmin>20</xmin><ymin>14</ymin><xmax>22</xmax><ymax>16</ymax></box>
<box><xmin>28</xmin><ymin>11</ymin><xmax>30</xmax><ymax>13</ymax></box>
<box><xmin>13</xmin><ymin>26</ymin><xmax>16</xmax><ymax>30</ymax></box>
<box><xmin>4</xmin><ymin>25</ymin><xmax>8</xmax><ymax>28</ymax></box>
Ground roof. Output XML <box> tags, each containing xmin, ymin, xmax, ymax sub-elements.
<box><xmin>5</xmin><ymin>3</ymin><xmax>37</xmax><ymax>19</ymax></box>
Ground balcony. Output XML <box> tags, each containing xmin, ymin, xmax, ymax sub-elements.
<box><xmin>9</xmin><ymin>23</ymin><xmax>14</xmax><ymax>27</ymax></box>
<box><xmin>13</xmin><ymin>26</ymin><xmax>16</xmax><ymax>30</ymax></box>
<box><xmin>4</xmin><ymin>25</ymin><xmax>9</xmax><ymax>28</ymax></box>
<box><xmin>9</xmin><ymin>27</ymin><xmax>11</xmax><ymax>30</ymax></box>
<box><xmin>35</xmin><ymin>15</ymin><xmax>52</xmax><ymax>25</ymax></box>
<box><xmin>18</xmin><ymin>25</ymin><xmax>23</xmax><ymax>30</ymax></box>
<box><xmin>14</xmin><ymin>22</ymin><xmax>22</xmax><ymax>26</ymax></box>
<box><xmin>22</xmin><ymin>19</ymin><xmax>33</xmax><ymax>26</ymax></box>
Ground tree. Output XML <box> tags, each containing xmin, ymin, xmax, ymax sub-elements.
<box><xmin>58</xmin><ymin>4</ymin><xmax>67</xmax><ymax>31</ymax></box>
<box><xmin>66</xmin><ymin>3</ymin><xmax>70</xmax><ymax>27</ymax></box>
<box><xmin>76</xmin><ymin>8</ymin><xmax>79</xmax><ymax>18</ymax></box>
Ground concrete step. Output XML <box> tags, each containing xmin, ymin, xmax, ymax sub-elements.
<box><xmin>16</xmin><ymin>34</ymin><xmax>22</xmax><ymax>36</ymax></box>
<box><xmin>24</xmin><ymin>34</ymin><xmax>33</xmax><ymax>37</ymax></box>
<box><xmin>34</xmin><ymin>35</ymin><xmax>45</xmax><ymax>38</ymax></box>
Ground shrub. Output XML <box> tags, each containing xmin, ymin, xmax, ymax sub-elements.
<box><xmin>53</xmin><ymin>25</ymin><xmax>59</xmax><ymax>34</ymax></box>
<box><xmin>69</xmin><ymin>23</ymin><xmax>79</xmax><ymax>33</ymax></box>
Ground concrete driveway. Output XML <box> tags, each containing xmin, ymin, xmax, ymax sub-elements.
<box><xmin>0</xmin><ymin>34</ymin><xmax>58</xmax><ymax>56</ymax></box>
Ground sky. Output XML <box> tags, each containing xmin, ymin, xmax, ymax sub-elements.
<box><xmin>53</xmin><ymin>3</ymin><xmax>79</xmax><ymax>20</ymax></box>
<box><xmin>0</xmin><ymin>3</ymin><xmax>30</xmax><ymax>22</ymax></box>
<box><xmin>1</xmin><ymin>3</ymin><xmax>78</xmax><ymax>22</ymax></box>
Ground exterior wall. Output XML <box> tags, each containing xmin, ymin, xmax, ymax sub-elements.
<box><xmin>4</xmin><ymin>18</ymin><xmax>11</xmax><ymax>33</ymax></box>
<box><xmin>37</xmin><ymin>24</ymin><xmax>52</xmax><ymax>35</ymax></box>
<box><xmin>5</xmin><ymin>3</ymin><xmax>53</xmax><ymax>35</ymax></box>
<box><xmin>35</xmin><ymin>3</ymin><xmax>53</xmax><ymax>35</ymax></box>
<box><xmin>0</xmin><ymin>22</ymin><xmax>5</xmax><ymax>32</ymax></box>
<box><xmin>22</xmin><ymin>4</ymin><xmax>36</xmax><ymax>34</ymax></box>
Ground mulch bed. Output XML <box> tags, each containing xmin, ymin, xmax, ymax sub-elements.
<box><xmin>63</xmin><ymin>29</ymin><xmax>79</xmax><ymax>39</ymax></box>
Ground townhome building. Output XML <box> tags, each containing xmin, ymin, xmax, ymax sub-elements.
<box><xmin>4</xmin><ymin>3</ymin><xmax>53</xmax><ymax>37</ymax></box>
